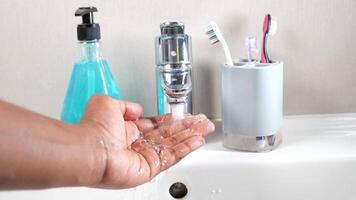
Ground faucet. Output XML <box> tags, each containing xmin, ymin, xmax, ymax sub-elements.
<box><xmin>155</xmin><ymin>22</ymin><xmax>193</xmax><ymax>119</ymax></box>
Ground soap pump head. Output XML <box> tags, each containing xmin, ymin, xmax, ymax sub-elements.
<box><xmin>75</xmin><ymin>7</ymin><xmax>101</xmax><ymax>41</ymax></box>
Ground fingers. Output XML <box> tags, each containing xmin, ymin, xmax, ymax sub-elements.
<box><xmin>160</xmin><ymin>136</ymin><xmax>205</xmax><ymax>171</ymax></box>
<box><xmin>83</xmin><ymin>95</ymin><xmax>143</xmax><ymax>122</ymax></box>
<box><xmin>131</xmin><ymin>139</ymin><xmax>161</xmax><ymax>178</ymax></box>
<box><xmin>134</xmin><ymin>118</ymin><xmax>157</xmax><ymax>133</ymax></box>
<box><xmin>143</xmin><ymin>114</ymin><xmax>214</xmax><ymax>143</ymax></box>
<box><xmin>125</xmin><ymin>121</ymin><xmax>141</xmax><ymax>145</ymax></box>
<box><xmin>149</xmin><ymin>114</ymin><xmax>206</xmax><ymax>139</ymax></box>
<box><xmin>186</xmin><ymin>118</ymin><xmax>215</xmax><ymax>136</ymax></box>
<box><xmin>131</xmin><ymin>121</ymin><xmax>210</xmax><ymax>175</ymax></box>
<box><xmin>119</xmin><ymin>101</ymin><xmax>144</xmax><ymax>121</ymax></box>
<box><xmin>153</xmin><ymin>113</ymin><xmax>192</xmax><ymax>126</ymax></box>
<box><xmin>130</xmin><ymin>113</ymin><xmax>214</xmax><ymax>181</ymax></box>
<box><xmin>134</xmin><ymin>113</ymin><xmax>174</xmax><ymax>133</ymax></box>
<box><xmin>148</xmin><ymin>114</ymin><xmax>173</xmax><ymax>125</ymax></box>
<box><xmin>157</xmin><ymin>126</ymin><xmax>209</xmax><ymax>171</ymax></box>
<box><xmin>81</xmin><ymin>95</ymin><xmax>126</xmax><ymax>135</ymax></box>
<box><xmin>134</xmin><ymin>113</ymin><xmax>192</xmax><ymax>134</ymax></box>
<box><xmin>131</xmin><ymin>135</ymin><xmax>205</xmax><ymax>178</ymax></box>
<box><xmin>172</xmin><ymin>136</ymin><xmax>205</xmax><ymax>160</ymax></box>
<box><xmin>160</xmin><ymin>128</ymin><xmax>200</xmax><ymax>147</ymax></box>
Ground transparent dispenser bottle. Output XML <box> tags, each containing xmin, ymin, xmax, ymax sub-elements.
<box><xmin>61</xmin><ymin>7</ymin><xmax>121</xmax><ymax>124</ymax></box>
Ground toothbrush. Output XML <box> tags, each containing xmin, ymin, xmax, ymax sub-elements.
<box><xmin>260</xmin><ymin>14</ymin><xmax>277</xmax><ymax>63</ymax></box>
<box><xmin>245</xmin><ymin>36</ymin><xmax>258</xmax><ymax>63</ymax></box>
<box><xmin>204</xmin><ymin>21</ymin><xmax>234</xmax><ymax>66</ymax></box>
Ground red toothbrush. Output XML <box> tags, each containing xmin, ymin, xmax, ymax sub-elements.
<box><xmin>260</xmin><ymin>14</ymin><xmax>277</xmax><ymax>63</ymax></box>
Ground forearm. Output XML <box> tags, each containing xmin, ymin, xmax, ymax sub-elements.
<box><xmin>0</xmin><ymin>101</ymin><xmax>106</xmax><ymax>189</ymax></box>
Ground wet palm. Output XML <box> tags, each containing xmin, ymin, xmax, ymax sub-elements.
<box><xmin>81</xmin><ymin>95</ymin><xmax>215</xmax><ymax>188</ymax></box>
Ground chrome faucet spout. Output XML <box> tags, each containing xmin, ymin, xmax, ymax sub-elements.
<box><xmin>155</xmin><ymin>22</ymin><xmax>193</xmax><ymax>115</ymax></box>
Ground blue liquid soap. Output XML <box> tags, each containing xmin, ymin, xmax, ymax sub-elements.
<box><xmin>61</xmin><ymin>41</ymin><xmax>121</xmax><ymax>124</ymax></box>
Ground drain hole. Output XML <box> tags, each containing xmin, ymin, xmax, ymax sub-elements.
<box><xmin>169</xmin><ymin>182</ymin><xmax>188</xmax><ymax>199</ymax></box>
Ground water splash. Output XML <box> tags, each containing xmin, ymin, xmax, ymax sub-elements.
<box><xmin>209</xmin><ymin>188</ymin><xmax>222</xmax><ymax>199</ymax></box>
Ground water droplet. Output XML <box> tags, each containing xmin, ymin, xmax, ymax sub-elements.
<box><xmin>161</xmin><ymin>158</ymin><xmax>168</xmax><ymax>166</ymax></box>
<box><xmin>197</xmin><ymin>114</ymin><xmax>206</xmax><ymax>122</ymax></box>
<box><xmin>139</xmin><ymin>132</ymin><xmax>144</xmax><ymax>139</ymax></box>
<box><xmin>138</xmin><ymin>167</ymin><xmax>144</xmax><ymax>175</ymax></box>
<box><xmin>148</xmin><ymin>139</ymin><xmax>157</xmax><ymax>147</ymax></box>
<box><xmin>153</xmin><ymin>145</ymin><xmax>161</xmax><ymax>154</ymax></box>
<box><xmin>154</xmin><ymin>160</ymin><xmax>160</xmax><ymax>166</ymax></box>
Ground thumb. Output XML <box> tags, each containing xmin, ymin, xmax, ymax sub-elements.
<box><xmin>82</xmin><ymin>95</ymin><xmax>143</xmax><ymax>122</ymax></box>
<box><xmin>118</xmin><ymin>100</ymin><xmax>144</xmax><ymax>121</ymax></box>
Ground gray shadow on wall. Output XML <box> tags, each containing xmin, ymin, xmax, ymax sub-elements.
<box><xmin>109</xmin><ymin>33</ymin><xmax>157</xmax><ymax>116</ymax></box>
<box><xmin>224</xmin><ymin>13</ymin><xmax>247</xmax><ymax>41</ymax></box>
<box><xmin>280</xmin><ymin>28</ymin><xmax>335</xmax><ymax>115</ymax></box>
<box><xmin>193</xmin><ymin>60</ymin><xmax>220</xmax><ymax>119</ymax></box>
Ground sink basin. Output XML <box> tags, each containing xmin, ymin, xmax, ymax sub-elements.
<box><xmin>1</xmin><ymin>113</ymin><xmax>356</xmax><ymax>200</ymax></box>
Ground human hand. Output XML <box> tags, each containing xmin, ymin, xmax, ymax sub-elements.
<box><xmin>79</xmin><ymin>95</ymin><xmax>215</xmax><ymax>189</ymax></box>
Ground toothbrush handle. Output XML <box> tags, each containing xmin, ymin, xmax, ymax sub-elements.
<box><xmin>247</xmin><ymin>46</ymin><xmax>252</xmax><ymax>63</ymax></box>
<box><xmin>221</xmin><ymin>39</ymin><xmax>233</xmax><ymax>66</ymax></box>
<box><xmin>261</xmin><ymin>33</ymin><xmax>269</xmax><ymax>63</ymax></box>
<box><xmin>261</xmin><ymin>34</ymin><xmax>267</xmax><ymax>63</ymax></box>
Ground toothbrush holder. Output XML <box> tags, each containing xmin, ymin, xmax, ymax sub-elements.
<box><xmin>221</xmin><ymin>59</ymin><xmax>283</xmax><ymax>152</ymax></box>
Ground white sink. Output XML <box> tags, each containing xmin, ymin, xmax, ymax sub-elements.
<box><xmin>1</xmin><ymin>113</ymin><xmax>356</xmax><ymax>200</ymax></box>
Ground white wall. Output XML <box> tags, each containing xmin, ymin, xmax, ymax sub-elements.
<box><xmin>0</xmin><ymin>0</ymin><xmax>355</xmax><ymax>119</ymax></box>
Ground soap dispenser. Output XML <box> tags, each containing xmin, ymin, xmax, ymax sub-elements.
<box><xmin>61</xmin><ymin>7</ymin><xmax>121</xmax><ymax>124</ymax></box>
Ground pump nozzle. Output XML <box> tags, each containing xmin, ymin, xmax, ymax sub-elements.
<box><xmin>75</xmin><ymin>7</ymin><xmax>97</xmax><ymax>24</ymax></box>
<box><xmin>75</xmin><ymin>7</ymin><xmax>101</xmax><ymax>41</ymax></box>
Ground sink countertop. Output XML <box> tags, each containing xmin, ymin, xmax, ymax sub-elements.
<box><xmin>156</xmin><ymin>113</ymin><xmax>356</xmax><ymax>200</ymax></box>
<box><xmin>177</xmin><ymin>113</ymin><xmax>356</xmax><ymax>166</ymax></box>
<box><xmin>1</xmin><ymin>113</ymin><xmax>356</xmax><ymax>200</ymax></box>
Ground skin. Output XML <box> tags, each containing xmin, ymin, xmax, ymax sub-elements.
<box><xmin>0</xmin><ymin>95</ymin><xmax>215</xmax><ymax>189</ymax></box>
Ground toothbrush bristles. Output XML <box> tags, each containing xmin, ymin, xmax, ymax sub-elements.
<box><xmin>203</xmin><ymin>21</ymin><xmax>233</xmax><ymax>66</ymax></box>
<box><xmin>209</xmin><ymin>35</ymin><xmax>219</xmax><ymax>44</ymax></box>
<box><xmin>203</xmin><ymin>24</ymin><xmax>213</xmax><ymax>32</ymax></box>
<box><xmin>204</xmin><ymin>23</ymin><xmax>220</xmax><ymax>44</ymax></box>
<box><xmin>211</xmin><ymin>39</ymin><xmax>219</xmax><ymax>44</ymax></box>
<box><xmin>207</xmin><ymin>32</ymin><xmax>216</xmax><ymax>38</ymax></box>
<box><xmin>206</xmin><ymin>30</ymin><xmax>214</xmax><ymax>34</ymax></box>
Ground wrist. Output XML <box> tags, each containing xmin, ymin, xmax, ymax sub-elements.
<box><xmin>71</xmin><ymin>123</ymin><xmax>108</xmax><ymax>187</ymax></box>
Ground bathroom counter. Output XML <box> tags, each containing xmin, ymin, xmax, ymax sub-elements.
<box><xmin>178</xmin><ymin>113</ymin><xmax>356</xmax><ymax>165</ymax></box>
<box><xmin>1</xmin><ymin>113</ymin><xmax>356</xmax><ymax>200</ymax></box>
<box><xmin>158</xmin><ymin>113</ymin><xmax>356</xmax><ymax>200</ymax></box>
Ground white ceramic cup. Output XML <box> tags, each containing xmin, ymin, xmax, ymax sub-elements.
<box><xmin>222</xmin><ymin>60</ymin><xmax>283</xmax><ymax>152</ymax></box>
